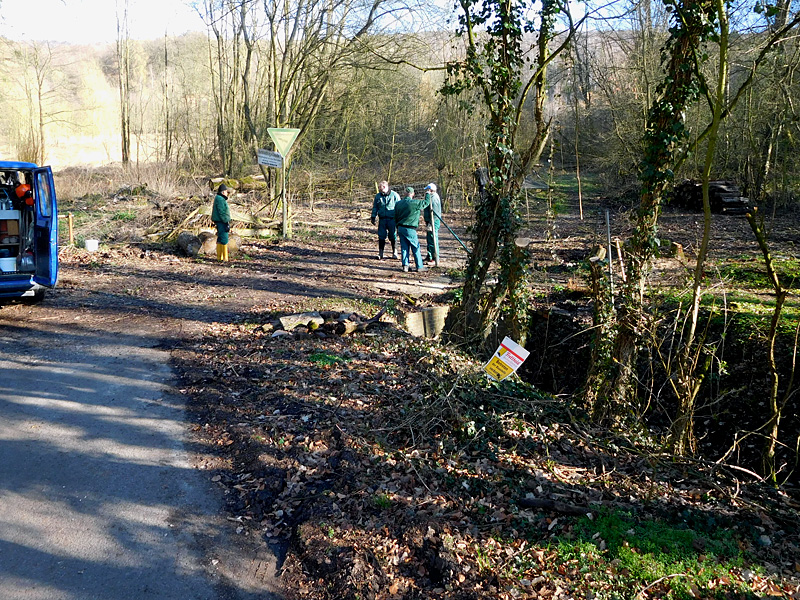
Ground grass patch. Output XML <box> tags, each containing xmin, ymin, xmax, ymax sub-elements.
<box><xmin>548</xmin><ymin>172</ymin><xmax>604</xmax><ymax>196</ymax></box>
<box><xmin>718</xmin><ymin>256</ymin><xmax>800</xmax><ymax>290</ymax></box>
<box><xmin>446</xmin><ymin>267</ymin><xmax>466</xmax><ymax>280</ymax></box>
<box><xmin>371</xmin><ymin>493</ymin><xmax>393</xmax><ymax>510</ymax></box>
<box><xmin>111</xmin><ymin>210</ymin><xmax>137</xmax><ymax>222</ymax></box>
<box><xmin>549</xmin><ymin>509</ymin><xmax>752</xmax><ymax>599</ymax></box>
<box><xmin>57</xmin><ymin>207</ymin><xmax>136</xmax><ymax>246</ymax></box>
<box><xmin>65</xmin><ymin>209</ymin><xmax>105</xmax><ymax>229</ymax></box>
<box><xmin>651</xmin><ymin>289</ymin><xmax>800</xmax><ymax>338</ymax></box>
<box><xmin>308</xmin><ymin>350</ymin><xmax>351</xmax><ymax>366</ymax></box>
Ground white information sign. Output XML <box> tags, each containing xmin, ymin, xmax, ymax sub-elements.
<box><xmin>257</xmin><ymin>149</ymin><xmax>283</xmax><ymax>168</ymax></box>
<box><xmin>484</xmin><ymin>337</ymin><xmax>530</xmax><ymax>381</ymax></box>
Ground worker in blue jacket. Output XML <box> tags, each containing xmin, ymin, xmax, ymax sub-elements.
<box><xmin>371</xmin><ymin>180</ymin><xmax>399</xmax><ymax>260</ymax></box>
<box><xmin>423</xmin><ymin>182</ymin><xmax>442</xmax><ymax>267</ymax></box>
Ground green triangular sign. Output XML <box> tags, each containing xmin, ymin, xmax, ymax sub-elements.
<box><xmin>268</xmin><ymin>127</ymin><xmax>301</xmax><ymax>158</ymax></box>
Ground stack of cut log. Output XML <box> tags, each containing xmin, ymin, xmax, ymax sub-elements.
<box><xmin>671</xmin><ymin>180</ymin><xmax>751</xmax><ymax>214</ymax></box>
<box><xmin>263</xmin><ymin>309</ymin><xmax>389</xmax><ymax>338</ymax></box>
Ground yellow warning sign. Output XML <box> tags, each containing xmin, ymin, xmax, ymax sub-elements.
<box><xmin>484</xmin><ymin>336</ymin><xmax>530</xmax><ymax>381</ymax></box>
<box><xmin>484</xmin><ymin>356</ymin><xmax>514</xmax><ymax>380</ymax></box>
<box><xmin>267</xmin><ymin>127</ymin><xmax>301</xmax><ymax>157</ymax></box>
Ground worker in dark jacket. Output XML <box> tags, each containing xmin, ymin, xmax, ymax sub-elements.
<box><xmin>394</xmin><ymin>186</ymin><xmax>430</xmax><ymax>273</ymax></box>
<box><xmin>211</xmin><ymin>183</ymin><xmax>231</xmax><ymax>261</ymax></box>
<box><xmin>371</xmin><ymin>180</ymin><xmax>399</xmax><ymax>260</ymax></box>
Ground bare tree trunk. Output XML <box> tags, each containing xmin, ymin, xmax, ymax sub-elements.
<box><xmin>387</xmin><ymin>97</ymin><xmax>399</xmax><ymax>183</ymax></box>
<box><xmin>116</xmin><ymin>0</ymin><xmax>131</xmax><ymax>164</ymax></box>
<box><xmin>444</xmin><ymin>0</ymin><xmax>577</xmax><ymax>349</ymax></box>
<box><xmin>747</xmin><ymin>209</ymin><xmax>792</xmax><ymax>482</ymax></box>
<box><xmin>239</xmin><ymin>2</ymin><xmax>270</xmax><ymax>184</ymax></box>
<box><xmin>163</xmin><ymin>33</ymin><xmax>172</xmax><ymax>163</ymax></box>
<box><xmin>572</xmin><ymin>47</ymin><xmax>583</xmax><ymax>220</ymax></box>
<box><xmin>35</xmin><ymin>51</ymin><xmax>46</xmax><ymax>165</ymax></box>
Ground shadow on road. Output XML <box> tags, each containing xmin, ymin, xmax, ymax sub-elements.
<box><xmin>0</xmin><ymin>302</ymin><xmax>281</xmax><ymax>600</ymax></box>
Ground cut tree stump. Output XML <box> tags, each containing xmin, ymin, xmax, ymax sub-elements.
<box><xmin>198</xmin><ymin>231</ymin><xmax>217</xmax><ymax>255</ymax></box>
<box><xmin>197</xmin><ymin>231</ymin><xmax>241</xmax><ymax>257</ymax></box>
<box><xmin>177</xmin><ymin>231</ymin><xmax>202</xmax><ymax>257</ymax></box>
<box><xmin>334</xmin><ymin>321</ymin><xmax>361</xmax><ymax>335</ymax></box>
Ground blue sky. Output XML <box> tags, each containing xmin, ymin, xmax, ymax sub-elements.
<box><xmin>0</xmin><ymin>0</ymin><xmax>207</xmax><ymax>44</ymax></box>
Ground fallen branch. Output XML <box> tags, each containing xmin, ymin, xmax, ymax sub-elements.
<box><xmin>516</xmin><ymin>497</ymin><xmax>592</xmax><ymax>515</ymax></box>
<box><xmin>366</xmin><ymin>307</ymin><xmax>387</xmax><ymax>324</ymax></box>
<box><xmin>636</xmin><ymin>573</ymin><xmax>687</xmax><ymax>599</ymax></box>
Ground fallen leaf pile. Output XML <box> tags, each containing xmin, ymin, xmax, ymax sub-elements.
<box><xmin>172</xmin><ymin>309</ymin><xmax>800</xmax><ymax>600</ymax></box>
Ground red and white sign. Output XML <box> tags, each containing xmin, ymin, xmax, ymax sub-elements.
<box><xmin>484</xmin><ymin>337</ymin><xmax>530</xmax><ymax>381</ymax></box>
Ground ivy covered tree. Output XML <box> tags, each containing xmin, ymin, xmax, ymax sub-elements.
<box><xmin>584</xmin><ymin>0</ymin><xmax>719</xmax><ymax>422</ymax></box>
<box><xmin>585</xmin><ymin>0</ymin><xmax>800</xmax><ymax>442</ymax></box>
<box><xmin>442</xmin><ymin>0</ymin><xmax>578</xmax><ymax>349</ymax></box>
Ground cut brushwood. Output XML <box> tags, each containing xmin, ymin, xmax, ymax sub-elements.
<box><xmin>197</xmin><ymin>205</ymin><xmax>278</xmax><ymax>228</ymax></box>
<box><xmin>161</xmin><ymin>207</ymin><xmax>201</xmax><ymax>241</ymax></box>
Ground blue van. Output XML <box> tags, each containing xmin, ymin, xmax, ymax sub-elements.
<box><xmin>0</xmin><ymin>161</ymin><xmax>58</xmax><ymax>302</ymax></box>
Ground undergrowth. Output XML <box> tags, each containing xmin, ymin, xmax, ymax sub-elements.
<box><xmin>179</xmin><ymin>319</ymin><xmax>800</xmax><ymax>599</ymax></box>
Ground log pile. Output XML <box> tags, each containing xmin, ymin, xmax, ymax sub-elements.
<box><xmin>672</xmin><ymin>180</ymin><xmax>751</xmax><ymax>214</ymax></box>
<box><xmin>145</xmin><ymin>199</ymin><xmax>279</xmax><ymax>243</ymax></box>
<box><xmin>263</xmin><ymin>308</ymin><xmax>390</xmax><ymax>339</ymax></box>
<box><xmin>194</xmin><ymin>205</ymin><xmax>280</xmax><ymax>237</ymax></box>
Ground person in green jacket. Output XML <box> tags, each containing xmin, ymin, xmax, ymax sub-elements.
<box><xmin>394</xmin><ymin>186</ymin><xmax>430</xmax><ymax>272</ymax></box>
<box><xmin>211</xmin><ymin>183</ymin><xmax>231</xmax><ymax>261</ymax></box>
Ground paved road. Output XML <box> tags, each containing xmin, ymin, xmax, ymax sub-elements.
<box><xmin>0</xmin><ymin>306</ymin><xmax>280</xmax><ymax>600</ymax></box>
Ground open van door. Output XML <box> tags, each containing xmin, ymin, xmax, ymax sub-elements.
<box><xmin>32</xmin><ymin>167</ymin><xmax>58</xmax><ymax>288</ymax></box>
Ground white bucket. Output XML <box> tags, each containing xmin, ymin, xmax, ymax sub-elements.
<box><xmin>85</xmin><ymin>239</ymin><xmax>99</xmax><ymax>252</ymax></box>
<box><xmin>0</xmin><ymin>256</ymin><xmax>16</xmax><ymax>272</ymax></box>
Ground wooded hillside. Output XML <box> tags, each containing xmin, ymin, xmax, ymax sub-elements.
<box><xmin>0</xmin><ymin>0</ymin><xmax>797</xmax><ymax>211</ymax></box>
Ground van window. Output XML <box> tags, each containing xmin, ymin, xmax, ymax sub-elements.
<box><xmin>35</xmin><ymin>171</ymin><xmax>52</xmax><ymax>217</ymax></box>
